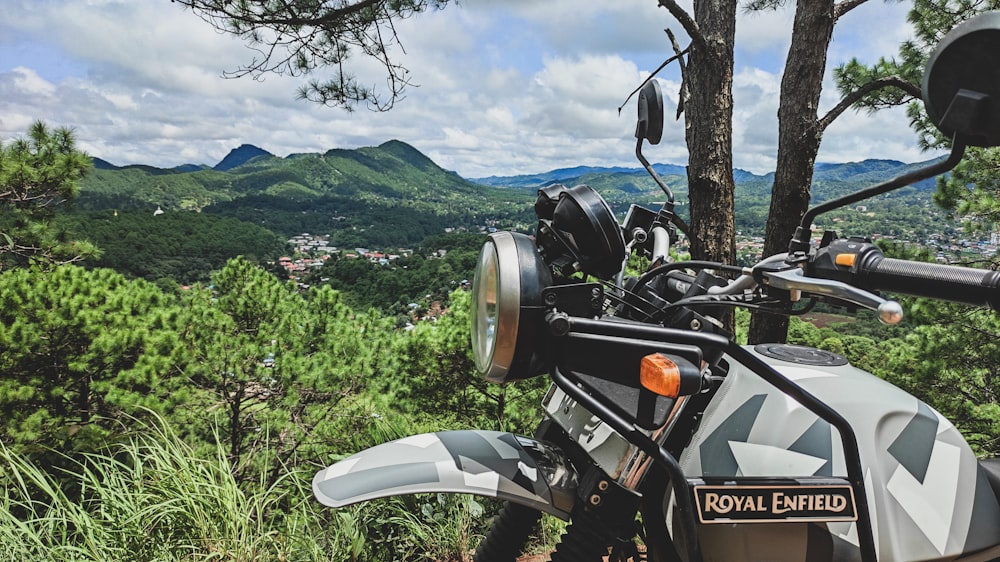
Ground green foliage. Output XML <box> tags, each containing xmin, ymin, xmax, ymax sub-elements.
<box><xmin>175</xmin><ymin>0</ymin><xmax>452</xmax><ymax>110</ymax></box>
<box><xmin>0</xmin><ymin>253</ymin><xmax>534</xmax><ymax>560</ymax></box>
<box><xmin>934</xmin><ymin>146</ymin><xmax>1000</xmax><ymax>232</ymax></box>
<box><xmin>336</xmin><ymin>493</ymin><xmax>494</xmax><ymax>561</ymax></box>
<box><xmin>0</xmin><ymin>413</ymin><xmax>430</xmax><ymax>562</ymax></box>
<box><xmin>57</xmin><ymin>210</ymin><xmax>285</xmax><ymax>283</ymax></box>
<box><xmin>833</xmin><ymin>57</ymin><xmax>920</xmax><ymax>113</ymax></box>
<box><xmin>167</xmin><ymin>258</ymin><xmax>405</xmax><ymax>481</ymax></box>
<box><xmin>79</xmin><ymin>166</ymin><xmax>231</xmax><ymax>211</ymax></box>
<box><xmin>876</xmin><ymin>301</ymin><xmax>1000</xmax><ymax>456</ymax></box>
<box><xmin>77</xmin><ymin>141</ymin><xmax>534</xmax><ymax>256</ymax></box>
<box><xmin>903</xmin><ymin>1</ymin><xmax>1000</xmax><ymax>237</ymax></box>
<box><xmin>789</xmin><ymin>300</ymin><xmax>1000</xmax><ymax>457</ymax></box>
<box><xmin>835</xmin><ymin>0</ymin><xmax>1000</xmax><ymax>254</ymax></box>
<box><xmin>388</xmin><ymin>290</ymin><xmax>547</xmax><ymax>434</ymax></box>
<box><xmin>0</xmin><ymin>265</ymin><xmax>185</xmax><ymax>453</ymax></box>
<box><xmin>314</xmin><ymin>232</ymin><xmax>483</xmax><ymax>312</ymax></box>
<box><xmin>0</xmin><ymin>121</ymin><xmax>96</xmax><ymax>270</ymax></box>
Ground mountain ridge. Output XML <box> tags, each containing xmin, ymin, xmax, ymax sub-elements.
<box><xmin>80</xmin><ymin>140</ymin><xmax>943</xmax><ymax>236</ymax></box>
<box><xmin>71</xmin><ymin>141</ymin><xmax>953</xmax><ymax>276</ymax></box>
<box><xmin>469</xmin><ymin>158</ymin><xmax>936</xmax><ymax>189</ymax></box>
<box><xmin>89</xmin><ymin>142</ymin><xmax>936</xmax><ymax>193</ymax></box>
<box><xmin>77</xmin><ymin>140</ymin><xmax>535</xmax><ymax>247</ymax></box>
<box><xmin>214</xmin><ymin>144</ymin><xmax>275</xmax><ymax>171</ymax></box>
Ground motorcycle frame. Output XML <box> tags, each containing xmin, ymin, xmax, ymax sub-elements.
<box><xmin>547</xmin><ymin>314</ymin><xmax>877</xmax><ymax>562</ymax></box>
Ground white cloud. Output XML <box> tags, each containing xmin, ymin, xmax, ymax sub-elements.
<box><xmin>732</xmin><ymin>67</ymin><xmax>781</xmax><ymax>172</ymax></box>
<box><xmin>736</xmin><ymin>6</ymin><xmax>795</xmax><ymax>64</ymax></box>
<box><xmin>0</xmin><ymin>0</ymin><xmax>934</xmax><ymax>178</ymax></box>
<box><xmin>6</xmin><ymin>66</ymin><xmax>57</xmax><ymax>98</ymax></box>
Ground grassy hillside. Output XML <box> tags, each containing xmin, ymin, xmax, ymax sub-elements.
<box><xmin>77</xmin><ymin>140</ymin><xmax>536</xmax><ymax>248</ymax></box>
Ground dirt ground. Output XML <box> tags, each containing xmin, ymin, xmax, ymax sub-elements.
<box><xmin>514</xmin><ymin>548</ymin><xmax>641</xmax><ymax>561</ymax></box>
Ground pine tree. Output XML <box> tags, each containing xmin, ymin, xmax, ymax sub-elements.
<box><xmin>172</xmin><ymin>0</ymin><xmax>450</xmax><ymax>110</ymax></box>
<box><xmin>834</xmin><ymin>0</ymin><xmax>1000</xmax><ymax>237</ymax></box>
<box><xmin>0</xmin><ymin>121</ymin><xmax>96</xmax><ymax>270</ymax></box>
<box><xmin>0</xmin><ymin>265</ymin><xmax>186</xmax><ymax>451</ymax></box>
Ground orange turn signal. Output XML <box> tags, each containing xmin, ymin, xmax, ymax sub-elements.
<box><xmin>640</xmin><ymin>353</ymin><xmax>682</xmax><ymax>398</ymax></box>
<box><xmin>835</xmin><ymin>253</ymin><xmax>857</xmax><ymax>267</ymax></box>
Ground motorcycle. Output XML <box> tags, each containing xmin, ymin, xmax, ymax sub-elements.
<box><xmin>313</xmin><ymin>12</ymin><xmax>1000</xmax><ymax>561</ymax></box>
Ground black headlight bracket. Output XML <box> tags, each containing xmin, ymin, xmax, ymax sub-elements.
<box><xmin>534</xmin><ymin>184</ymin><xmax>625</xmax><ymax>281</ymax></box>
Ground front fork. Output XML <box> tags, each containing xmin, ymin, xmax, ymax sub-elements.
<box><xmin>536</xmin><ymin>386</ymin><xmax>692</xmax><ymax>561</ymax></box>
<box><xmin>471</xmin><ymin>379</ymin><xmax>691</xmax><ymax>562</ymax></box>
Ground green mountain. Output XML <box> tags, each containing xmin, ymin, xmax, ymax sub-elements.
<box><xmin>70</xmin><ymin>140</ymin><xmax>951</xmax><ymax>285</ymax></box>
<box><xmin>473</xmin><ymin>158</ymin><xmax>940</xmax><ymax>202</ymax></box>
<box><xmin>473</xmin><ymin>157</ymin><xmax>950</xmax><ymax>247</ymax></box>
<box><xmin>214</xmin><ymin>144</ymin><xmax>274</xmax><ymax>171</ymax></box>
<box><xmin>78</xmin><ymin>140</ymin><xmax>535</xmax><ymax>248</ymax></box>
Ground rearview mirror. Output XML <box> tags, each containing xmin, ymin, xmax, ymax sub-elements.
<box><xmin>635</xmin><ymin>80</ymin><xmax>664</xmax><ymax>145</ymax></box>
<box><xmin>923</xmin><ymin>11</ymin><xmax>1000</xmax><ymax>147</ymax></box>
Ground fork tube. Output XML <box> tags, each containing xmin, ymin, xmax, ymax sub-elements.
<box><xmin>551</xmin><ymin>367</ymin><xmax>702</xmax><ymax>562</ymax></box>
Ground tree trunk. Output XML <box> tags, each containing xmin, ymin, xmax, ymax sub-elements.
<box><xmin>748</xmin><ymin>0</ymin><xmax>836</xmax><ymax>344</ymax></box>
<box><xmin>684</xmin><ymin>0</ymin><xmax>737</xmax><ymax>266</ymax></box>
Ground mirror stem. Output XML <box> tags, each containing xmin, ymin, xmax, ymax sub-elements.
<box><xmin>788</xmin><ymin>135</ymin><xmax>967</xmax><ymax>256</ymax></box>
<box><xmin>636</xmin><ymin>138</ymin><xmax>675</xmax><ymax>203</ymax></box>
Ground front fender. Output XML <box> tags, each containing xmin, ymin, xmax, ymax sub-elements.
<box><xmin>313</xmin><ymin>430</ymin><xmax>577</xmax><ymax>519</ymax></box>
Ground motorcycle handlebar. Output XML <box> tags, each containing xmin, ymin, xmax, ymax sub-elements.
<box><xmin>810</xmin><ymin>239</ymin><xmax>1000</xmax><ymax>311</ymax></box>
<box><xmin>857</xmin><ymin>254</ymin><xmax>1000</xmax><ymax>309</ymax></box>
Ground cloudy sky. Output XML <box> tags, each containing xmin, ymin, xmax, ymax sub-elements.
<box><xmin>0</xmin><ymin>0</ymin><xmax>941</xmax><ymax>177</ymax></box>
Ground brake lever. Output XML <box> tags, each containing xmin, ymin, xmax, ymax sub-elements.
<box><xmin>761</xmin><ymin>267</ymin><xmax>904</xmax><ymax>325</ymax></box>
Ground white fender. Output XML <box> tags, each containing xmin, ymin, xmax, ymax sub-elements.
<box><xmin>313</xmin><ymin>430</ymin><xmax>577</xmax><ymax>519</ymax></box>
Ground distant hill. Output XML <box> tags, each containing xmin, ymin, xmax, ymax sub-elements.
<box><xmin>471</xmin><ymin>163</ymin><xmax>692</xmax><ymax>189</ymax></box>
<box><xmin>77</xmin><ymin>140</ymin><xmax>535</xmax><ymax>248</ymax></box>
<box><xmin>92</xmin><ymin>157</ymin><xmax>119</xmax><ymax>170</ymax></box>
<box><xmin>172</xmin><ymin>163</ymin><xmax>209</xmax><ymax>173</ymax></box>
<box><xmin>214</xmin><ymin>144</ymin><xmax>275</xmax><ymax>171</ymax></box>
<box><xmin>79</xmin><ymin>139</ymin><xmax>947</xmax><ymax>251</ymax></box>
<box><xmin>472</xmin><ymin>158</ymin><xmax>941</xmax><ymax>206</ymax></box>
<box><xmin>71</xmin><ymin>142</ymin><xmax>953</xmax><ymax>283</ymax></box>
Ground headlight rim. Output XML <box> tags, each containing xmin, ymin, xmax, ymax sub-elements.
<box><xmin>471</xmin><ymin>232</ymin><xmax>521</xmax><ymax>382</ymax></box>
<box><xmin>471</xmin><ymin>231</ymin><xmax>552</xmax><ymax>384</ymax></box>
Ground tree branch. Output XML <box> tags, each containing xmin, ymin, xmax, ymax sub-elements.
<box><xmin>666</xmin><ymin>28</ymin><xmax>689</xmax><ymax>119</ymax></box>
<box><xmin>657</xmin><ymin>0</ymin><xmax>706</xmax><ymax>52</ymax></box>
<box><xmin>818</xmin><ymin>75</ymin><xmax>921</xmax><ymax>132</ymax></box>
<box><xmin>170</xmin><ymin>0</ymin><xmax>445</xmax><ymax>110</ymax></box>
<box><xmin>172</xmin><ymin>0</ymin><xmax>388</xmax><ymax>28</ymax></box>
<box><xmin>833</xmin><ymin>0</ymin><xmax>870</xmax><ymax>20</ymax></box>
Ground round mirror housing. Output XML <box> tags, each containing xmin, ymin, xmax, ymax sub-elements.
<box><xmin>923</xmin><ymin>11</ymin><xmax>1000</xmax><ymax>147</ymax></box>
<box><xmin>635</xmin><ymin>80</ymin><xmax>664</xmax><ymax>145</ymax></box>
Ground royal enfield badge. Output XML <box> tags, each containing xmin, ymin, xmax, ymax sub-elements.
<box><xmin>692</xmin><ymin>481</ymin><xmax>858</xmax><ymax>524</ymax></box>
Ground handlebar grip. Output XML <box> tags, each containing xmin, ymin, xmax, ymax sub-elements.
<box><xmin>855</xmin><ymin>249</ymin><xmax>1000</xmax><ymax>310</ymax></box>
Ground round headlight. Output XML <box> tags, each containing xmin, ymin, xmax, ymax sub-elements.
<box><xmin>471</xmin><ymin>232</ymin><xmax>552</xmax><ymax>384</ymax></box>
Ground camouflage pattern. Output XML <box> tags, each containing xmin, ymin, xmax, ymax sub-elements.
<box><xmin>313</xmin><ymin>430</ymin><xmax>577</xmax><ymax>518</ymax></box>
<box><xmin>314</xmin><ymin>345</ymin><xmax>1000</xmax><ymax>560</ymax></box>
<box><xmin>675</xmin><ymin>344</ymin><xmax>1000</xmax><ymax>561</ymax></box>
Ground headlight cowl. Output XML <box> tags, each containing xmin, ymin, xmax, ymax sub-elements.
<box><xmin>471</xmin><ymin>232</ymin><xmax>553</xmax><ymax>384</ymax></box>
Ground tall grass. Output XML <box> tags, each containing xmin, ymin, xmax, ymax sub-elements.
<box><xmin>0</xmin><ymin>415</ymin><xmax>498</xmax><ymax>561</ymax></box>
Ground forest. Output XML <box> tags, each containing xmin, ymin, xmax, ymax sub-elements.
<box><xmin>0</xmin><ymin>258</ymin><xmax>551</xmax><ymax>560</ymax></box>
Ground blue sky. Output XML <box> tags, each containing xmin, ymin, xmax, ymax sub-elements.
<box><xmin>0</xmin><ymin>0</ymin><xmax>936</xmax><ymax>177</ymax></box>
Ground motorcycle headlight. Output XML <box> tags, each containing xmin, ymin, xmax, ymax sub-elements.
<box><xmin>471</xmin><ymin>232</ymin><xmax>553</xmax><ymax>384</ymax></box>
